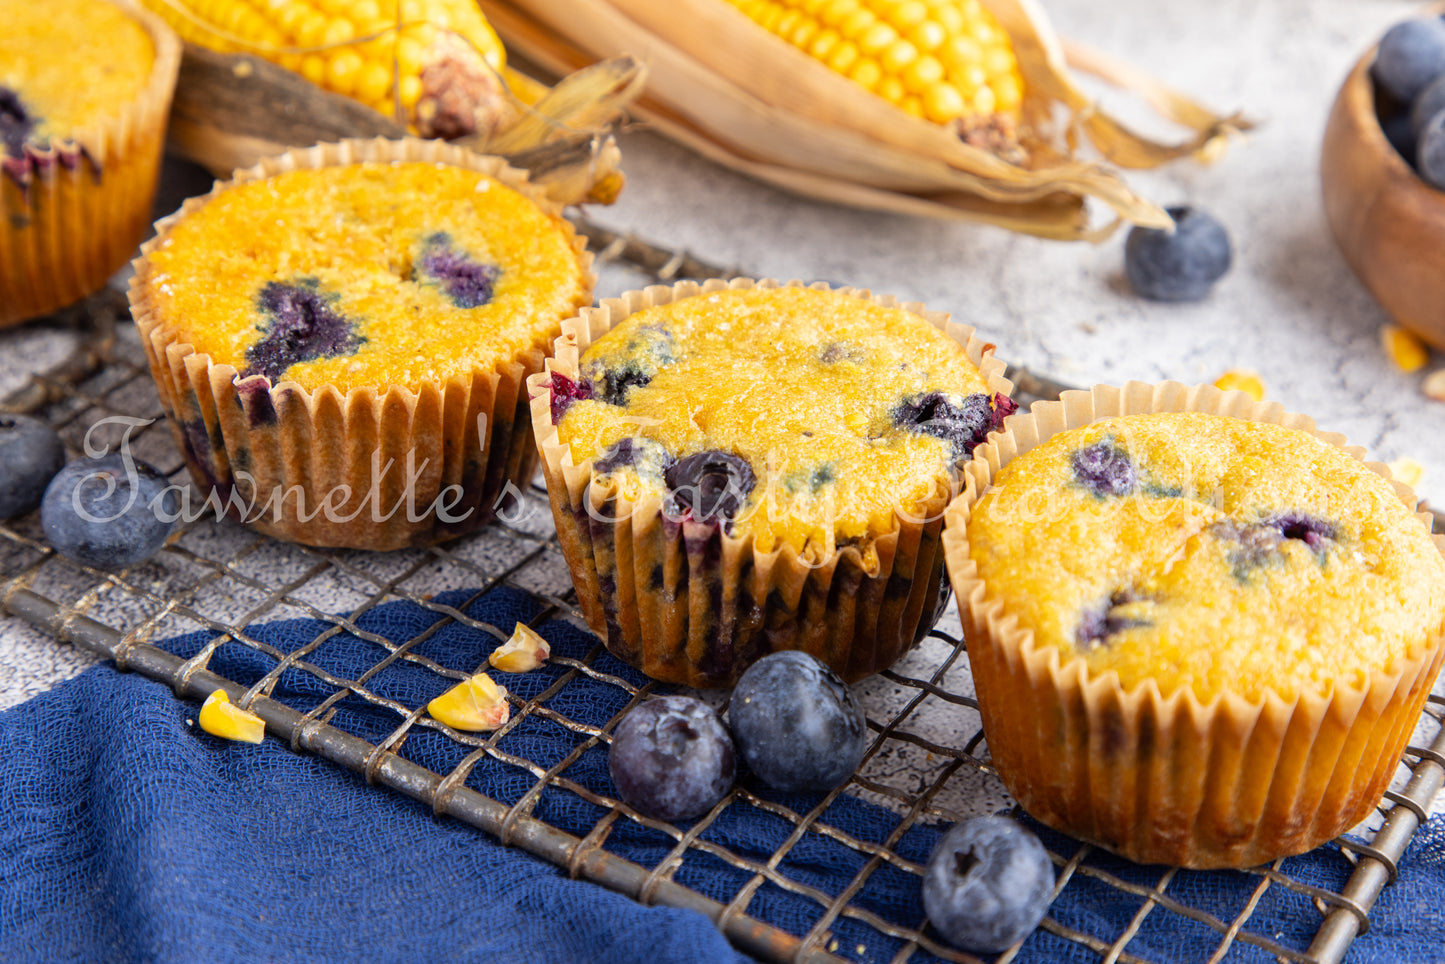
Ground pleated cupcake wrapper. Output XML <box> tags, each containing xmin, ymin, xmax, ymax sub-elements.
<box><xmin>942</xmin><ymin>380</ymin><xmax>1445</xmax><ymax>868</ymax></box>
<box><xmin>128</xmin><ymin>137</ymin><xmax>595</xmax><ymax>550</ymax></box>
<box><xmin>528</xmin><ymin>277</ymin><xmax>1014</xmax><ymax>688</ymax></box>
<box><xmin>0</xmin><ymin>0</ymin><xmax>180</xmax><ymax>326</ymax></box>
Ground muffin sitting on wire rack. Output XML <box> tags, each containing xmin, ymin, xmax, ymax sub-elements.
<box><xmin>530</xmin><ymin>279</ymin><xmax>1015</xmax><ymax>687</ymax></box>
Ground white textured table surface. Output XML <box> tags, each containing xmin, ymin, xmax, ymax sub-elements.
<box><xmin>1</xmin><ymin>0</ymin><xmax>1441</xmax><ymax>830</ymax></box>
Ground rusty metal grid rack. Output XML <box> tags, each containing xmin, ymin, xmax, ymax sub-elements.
<box><xmin>1</xmin><ymin>229</ymin><xmax>1442</xmax><ymax>964</ymax></box>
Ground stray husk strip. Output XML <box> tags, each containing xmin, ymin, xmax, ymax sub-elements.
<box><xmin>484</xmin><ymin>0</ymin><xmax>1251</xmax><ymax>238</ymax></box>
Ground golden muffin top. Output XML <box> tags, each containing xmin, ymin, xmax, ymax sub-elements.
<box><xmin>967</xmin><ymin>412</ymin><xmax>1445</xmax><ymax>704</ymax></box>
<box><xmin>553</xmin><ymin>286</ymin><xmax>1007</xmax><ymax>559</ymax></box>
<box><xmin>0</xmin><ymin>0</ymin><xmax>155</xmax><ymax>153</ymax></box>
<box><xmin>142</xmin><ymin>161</ymin><xmax>589</xmax><ymax>394</ymax></box>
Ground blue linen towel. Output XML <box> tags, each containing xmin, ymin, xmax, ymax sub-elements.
<box><xmin>2</xmin><ymin>585</ymin><xmax>1443</xmax><ymax>964</ymax></box>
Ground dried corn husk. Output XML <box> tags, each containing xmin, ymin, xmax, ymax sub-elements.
<box><xmin>480</xmin><ymin>0</ymin><xmax>1251</xmax><ymax>238</ymax></box>
<box><xmin>162</xmin><ymin>38</ymin><xmax>643</xmax><ymax>206</ymax></box>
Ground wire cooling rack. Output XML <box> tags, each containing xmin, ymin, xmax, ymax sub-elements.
<box><xmin>1</xmin><ymin>226</ymin><xmax>1443</xmax><ymax>964</ymax></box>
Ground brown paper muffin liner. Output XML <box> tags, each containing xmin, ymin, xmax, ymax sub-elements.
<box><xmin>0</xmin><ymin>0</ymin><xmax>180</xmax><ymax>327</ymax></box>
<box><xmin>127</xmin><ymin>137</ymin><xmax>595</xmax><ymax>549</ymax></box>
<box><xmin>942</xmin><ymin>380</ymin><xmax>1445</xmax><ymax>868</ymax></box>
<box><xmin>528</xmin><ymin>278</ymin><xmax>1014</xmax><ymax>688</ymax></box>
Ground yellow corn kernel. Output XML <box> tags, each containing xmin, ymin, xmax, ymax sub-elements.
<box><xmin>325</xmin><ymin>49</ymin><xmax>364</xmax><ymax>97</ymax></box>
<box><xmin>198</xmin><ymin>690</ymin><xmax>265</xmax><ymax>744</ymax></box>
<box><xmin>923</xmin><ymin>82</ymin><xmax>966</xmax><ymax>122</ymax></box>
<box><xmin>877</xmin><ymin>75</ymin><xmax>906</xmax><ymax>104</ymax></box>
<box><xmin>880</xmin><ymin>38</ymin><xmax>919</xmax><ymax>73</ymax></box>
<box><xmin>900</xmin><ymin>94</ymin><xmax>925</xmax><ymax>117</ymax></box>
<box><xmin>1388</xmin><ymin>457</ymin><xmax>1426</xmax><ymax>489</ymax></box>
<box><xmin>840</xmin><ymin>8</ymin><xmax>877</xmax><ymax>39</ymax></box>
<box><xmin>356</xmin><ymin>61</ymin><xmax>394</xmax><ymax>104</ymax></box>
<box><xmin>1213</xmin><ymin>369</ymin><xmax>1265</xmax><ymax>401</ymax></box>
<box><xmin>903</xmin><ymin>53</ymin><xmax>944</xmax><ymax>93</ymax></box>
<box><xmin>809</xmin><ymin>28</ymin><xmax>841</xmax><ymax>59</ymax></box>
<box><xmin>819</xmin><ymin>0</ymin><xmax>858</xmax><ymax>27</ymax></box>
<box><xmin>826</xmin><ymin>41</ymin><xmax>860</xmax><ymax>72</ymax></box>
<box><xmin>849</xmin><ymin>57</ymin><xmax>883</xmax><ymax>91</ymax></box>
<box><xmin>1382</xmin><ymin>324</ymin><xmax>1430</xmax><ymax>373</ymax></box>
<box><xmin>1423</xmin><ymin>369</ymin><xmax>1445</xmax><ymax>402</ymax></box>
<box><xmin>490</xmin><ymin>623</ymin><xmax>552</xmax><ymax>673</ymax></box>
<box><xmin>777</xmin><ymin>9</ymin><xmax>803</xmax><ymax>36</ymax></box>
<box><xmin>906</xmin><ymin>19</ymin><xmax>946</xmax><ymax>52</ymax></box>
<box><xmin>428</xmin><ymin>673</ymin><xmax>510</xmax><ymax>731</ymax></box>
<box><xmin>858</xmin><ymin>21</ymin><xmax>898</xmax><ymax>55</ymax></box>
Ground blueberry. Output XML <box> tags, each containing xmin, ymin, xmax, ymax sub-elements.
<box><xmin>0</xmin><ymin>86</ymin><xmax>35</xmax><ymax>157</ymax></box>
<box><xmin>548</xmin><ymin>371</ymin><xmax>593</xmax><ymax>424</ymax></box>
<box><xmin>1419</xmin><ymin>110</ymin><xmax>1445</xmax><ymax>190</ymax></box>
<box><xmin>1382</xmin><ymin>113</ymin><xmax>1419</xmax><ymax>166</ymax></box>
<box><xmin>1374</xmin><ymin>18</ymin><xmax>1445</xmax><ymax>102</ymax></box>
<box><xmin>728</xmin><ymin>650</ymin><xmax>867</xmax><ymax>794</ymax></box>
<box><xmin>417</xmin><ymin>233</ymin><xmax>499</xmax><ymax>309</ymax></box>
<box><xmin>922</xmin><ymin>816</ymin><xmax>1055</xmax><ymax>954</ymax></box>
<box><xmin>608</xmin><ymin>696</ymin><xmax>735</xmax><ymax>822</ymax></box>
<box><xmin>1124</xmin><ymin>206</ymin><xmax>1232</xmax><ymax>302</ymax></box>
<box><xmin>1071</xmin><ymin>439</ymin><xmax>1136</xmax><ymax>497</ymax></box>
<box><xmin>41</xmin><ymin>453</ymin><xmax>177</xmax><ymax>569</ymax></box>
<box><xmin>594</xmin><ymin>437</ymin><xmax>643</xmax><ymax>472</ymax></box>
<box><xmin>893</xmin><ymin>391</ymin><xmax>1003</xmax><ymax>458</ymax></box>
<box><xmin>245</xmin><ymin>280</ymin><xmax>364</xmax><ymax>381</ymax></box>
<box><xmin>1076</xmin><ymin>588</ymin><xmax>1150</xmax><ymax>646</ymax></box>
<box><xmin>1267</xmin><ymin>512</ymin><xmax>1336</xmax><ymax>552</ymax></box>
<box><xmin>0</xmin><ymin>415</ymin><xmax>64</xmax><ymax>517</ymax></box>
<box><xmin>1412</xmin><ymin>74</ymin><xmax>1445</xmax><ymax>138</ymax></box>
<box><xmin>592</xmin><ymin>362</ymin><xmax>654</xmax><ymax>407</ymax></box>
<box><xmin>663</xmin><ymin>450</ymin><xmax>756</xmax><ymax>523</ymax></box>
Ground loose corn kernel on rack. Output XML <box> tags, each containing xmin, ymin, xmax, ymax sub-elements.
<box><xmin>2</xmin><ymin>223</ymin><xmax>1442</xmax><ymax>964</ymax></box>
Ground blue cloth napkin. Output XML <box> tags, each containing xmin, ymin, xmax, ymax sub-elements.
<box><xmin>2</xmin><ymin>585</ymin><xmax>1443</xmax><ymax>964</ymax></box>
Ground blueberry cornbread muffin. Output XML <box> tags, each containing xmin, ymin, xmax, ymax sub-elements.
<box><xmin>530</xmin><ymin>279</ymin><xmax>1015</xmax><ymax>687</ymax></box>
<box><xmin>129</xmin><ymin>138</ymin><xmax>593</xmax><ymax>549</ymax></box>
<box><xmin>0</xmin><ymin>0</ymin><xmax>179</xmax><ymax>326</ymax></box>
<box><xmin>943</xmin><ymin>382</ymin><xmax>1445</xmax><ymax>868</ymax></box>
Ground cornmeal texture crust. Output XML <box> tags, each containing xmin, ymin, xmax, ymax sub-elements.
<box><xmin>557</xmin><ymin>286</ymin><xmax>1000</xmax><ymax>556</ymax></box>
<box><xmin>968</xmin><ymin>412</ymin><xmax>1445</xmax><ymax>703</ymax></box>
<box><xmin>144</xmin><ymin>162</ymin><xmax>588</xmax><ymax>395</ymax></box>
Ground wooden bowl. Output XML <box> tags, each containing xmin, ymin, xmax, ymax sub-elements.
<box><xmin>1322</xmin><ymin>43</ymin><xmax>1445</xmax><ymax>349</ymax></box>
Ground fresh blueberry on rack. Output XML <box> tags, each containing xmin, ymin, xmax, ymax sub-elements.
<box><xmin>1419</xmin><ymin>111</ymin><xmax>1445</xmax><ymax>190</ymax></box>
<box><xmin>728</xmin><ymin>650</ymin><xmax>867</xmax><ymax>794</ymax></box>
<box><xmin>893</xmin><ymin>391</ymin><xmax>995</xmax><ymax>457</ymax></box>
<box><xmin>1374</xmin><ymin>18</ymin><xmax>1445</xmax><ymax>102</ymax></box>
<box><xmin>1124</xmin><ymin>206</ymin><xmax>1232</xmax><ymax>302</ymax></box>
<box><xmin>608</xmin><ymin>696</ymin><xmax>735</xmax><ymax>822</ymax></box>
<box><xmin>663</xmin><ymin>450</ymin><xmax>756</xmax><ymax>523</ymax></box>
<box><xmin>417</xmin><ymin>233</ymin><xmax>499</xmax><ymax>309</ymax></box>
<box><xmin>41</xmin><ymin>453</ymin><xmax>177</xmax><ymax>569</ymax></box>
<box><xmin>1071</xmin><ymin>439</ymin><xmax>1136</xmax><ymax>497</ymax></box>
<box><xmin>922</xmin><ymin>816</ymin><xmax>1055</xmax><ymax>954</ymax></box>
<box><xmin>245</xmin><ymin>280</ymin><xmax>364</xmax><ymax>381</ymax></box>
<box><xmin>0</xmin><ymin>415</ymin><xmax>64</xmax><ymax>517</ymax></box>
<box><xmin>0</xmin><ymin>86</ymin><xmax>36</xmax><ymax>157</ymax></box>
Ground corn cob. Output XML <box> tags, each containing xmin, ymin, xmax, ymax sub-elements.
<box><xmin>139</xmin><ymin>0</ymin><xmax>511</xmax><ymax>139</ymax></box>
<box><xmin>725</xmin><ymin>0</ymin><xmax>1023</xmax><ymax>127</ymax></box>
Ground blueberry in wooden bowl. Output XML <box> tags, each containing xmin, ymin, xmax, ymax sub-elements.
<box><xmin>1322</xmin><ymin>11</ymin><xmax>1445</xmax><ymax>350</ymax></box>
